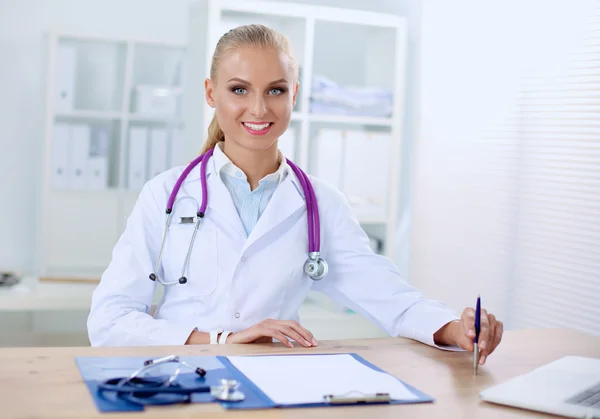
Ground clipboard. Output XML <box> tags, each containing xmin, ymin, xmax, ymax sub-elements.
<box><xmin>217</xmin><ymin>353</ymin><xmax>434</xmax><ymax>409</ymax></box>
<box><xmin>75</xmin><ymin>353</ymin><xmax>433</xmax><ymax>413</ymax></box>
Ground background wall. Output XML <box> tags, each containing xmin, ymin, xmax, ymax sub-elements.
<box><xmin>0</xmin><ymin>0</ymin><xmax>419</xmax><ymax>280</ymax></box>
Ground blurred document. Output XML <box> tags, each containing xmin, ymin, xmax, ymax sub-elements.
<box><xmin>128</xmin><ymin>127</ymin><xmax>148</xmax><ymax>190</ymax></box>
<box><xmin>313</xmin><ymin>129</ymin><xmax>343</xmax><ymax>189</ymax></box>
<box><xmin>149</xmin><ymin>128</ymin><xmax>168</xmax><ymax>178</ymax></box>
<box><xmin>51</xmin><ymin>122</ymin><xmax>71</xmax><ymax>189</ymax></box>
<box><xmin>227</xmin><ymin>354</ymin><xmax>418</xmax><ymax>405</ymax></box>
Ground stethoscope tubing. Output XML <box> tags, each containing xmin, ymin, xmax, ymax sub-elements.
<box><xmin>97</xmin><ymin>382</ymin><xmax>211</xmax><ymax>395</ymax></box>
<box><xmin>150</xmin><ymin>145</ymin><xmax>327</xmax><ymax>285</ymax></box>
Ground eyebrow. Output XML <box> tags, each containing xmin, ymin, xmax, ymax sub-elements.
<box><xmin>226</xmin><ymin>77</ymin><xmax>288</xmax><ymax>85</ymax></box>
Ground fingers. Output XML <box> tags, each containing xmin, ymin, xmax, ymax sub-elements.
<box><xmin>478</xmin><ymin>309</ymin><xmax>491</xmax><ymax>355</ymax></box>
<box><xmin>286</xmin><ymin>321</ymin><xmax>318</xmax><ymax>347</ymax></box>
<box><xmin>460</xmin><ymin>308</ymin><xmax>475</xmax><ymax>351</ymax></box>
<box><xmin>279</xmin><ymin>325</ymin><xmax>313</xmax><ymax>348</ymax></box>
<box><xmin>267</xmin><ymin>328</ymin><xmax>294</xmax><ymax>348</ymax></box>
<box><xmin>479</xmin><ymin>312</ymin><xmax>495</xmax><ymax>364</ymax></box>
<box><xmin>253</xmin><ymin>319</ymin><xmax>316</xmax><ymax>348</ymax></box>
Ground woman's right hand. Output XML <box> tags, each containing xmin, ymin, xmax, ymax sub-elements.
<box><xmin>226</xmin><ymin>318</ymin><xmax>318</xmax><ymax>348</ymax></box>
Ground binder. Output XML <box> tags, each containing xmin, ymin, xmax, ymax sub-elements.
<box><xmin>51</xmin><ymin>122</ymin><xmax>71</xmax><ymax>189</ymax></box>
<box><xmin>128</xmin><ymin>127</ymin><xmax>148</xmax><ymax>190</ymax></box>
<box><xmin>69</xmin><ymin>124</ymin><xmax>91</xmax><ymax>190</ymax></box>
<box><xmin>54</xmin><ymin>44</ymin><xmax>76</xmax><ymax>112</ymax></box>
<box><xmin>87</xmin><ymin>125</ymin><xmax>110</xmax><ymax>190</ymax></box>
<box><xmin>75</xmin><ymin>353</ymin><xmax>433</xmax><ymax>413</ymax></box>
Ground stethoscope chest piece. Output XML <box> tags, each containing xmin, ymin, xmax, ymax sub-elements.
<box><xmin>304</xmin><ymin>252</ymin><xmax>328</xmax><ymax>281</ymax></box>
<box><xmin>210</xmin><ymin>379</ymin><xmax>245</xmax><ymax>401</ymax></box>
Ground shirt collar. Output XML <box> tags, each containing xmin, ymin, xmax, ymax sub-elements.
<box><xmin>213</xmin><ymin>141</ymin><xmax>288</xmax><ymax>186</ymax></box>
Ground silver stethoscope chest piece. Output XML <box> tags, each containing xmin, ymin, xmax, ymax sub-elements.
<box><xmin>210</xmin><ymin>379</ymin><xmax>245</xmax><ymax>401</ymax></box>
<box><xmin>304</xmin><ymin>252</ymin><xmax>328</xmax><ymax>281</ymax></box>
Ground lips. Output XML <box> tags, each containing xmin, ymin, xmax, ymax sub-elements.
<box><xmin>242</xmin><ymin>122</ymin><xmax>273</xmax><ymax>135</ymax></box>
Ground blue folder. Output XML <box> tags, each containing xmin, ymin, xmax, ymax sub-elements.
<box><xmin>75</xmin><ymin>353</ymin><xmax>434</xmax><ymax>413</ymax></box>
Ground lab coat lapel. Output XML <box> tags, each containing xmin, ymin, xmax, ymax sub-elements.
<box><xmin>205</xmin><ymin>165</ymin><xmax>247</xmax><ymax>239</ymax></box>
<box><xmin>242</xmin><ymin>174</ymin><xmax>305</xmax><ymax>254</ymax></box>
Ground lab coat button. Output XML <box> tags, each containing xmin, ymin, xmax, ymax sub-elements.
<box><xmin>241</xmin><ymin>257</ymin><xmax>246</xmax><ymax>262</ymax></box>
<box><xmin>235</xmin><ymin>312</ymin><xmax>240</xmax><ymax>318</ymax></box>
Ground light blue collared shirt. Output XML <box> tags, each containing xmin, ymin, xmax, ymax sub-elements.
<box><xmin>212</xmin><ymin>143</ymin><xmax>289</xmax><ymax>237</ymax></box>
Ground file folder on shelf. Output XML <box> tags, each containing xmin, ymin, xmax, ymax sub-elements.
<box><xmin>76</xmin><ymin>353</ymin><xmax>433</xmax><ymax>413</ymax></box>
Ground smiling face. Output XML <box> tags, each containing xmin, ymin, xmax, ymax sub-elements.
<box><xmin>204</xmin><ymin>46</ymin><xmax>298</xmax><ymax>153</ymax></box>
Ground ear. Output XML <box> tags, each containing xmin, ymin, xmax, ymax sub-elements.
<box><xmin>292</xmin><ymin>81</ymin><xmax>299</xmax><ymax>108</ymax></box>
<box><xmin>205</xmin><ymin>78</ymin><xmax>216</xmax><ymax>108</ymax></box>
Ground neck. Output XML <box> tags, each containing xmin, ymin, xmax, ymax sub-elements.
<box><xmin>221</xmin><ymin>141</ymin><xmax>280</xmax><ymax>190</ymax></box>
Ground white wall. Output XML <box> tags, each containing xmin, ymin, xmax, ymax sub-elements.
<box><xmin>0</xmin><ymin>0</ymin><xmax>419</xmax><ymax>276</ymax></box>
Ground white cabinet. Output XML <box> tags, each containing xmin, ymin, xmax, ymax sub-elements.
<box><xmin>40</xmin><ymin>34</ymin><xmax>186</xmax><ymax>279</ymax></box>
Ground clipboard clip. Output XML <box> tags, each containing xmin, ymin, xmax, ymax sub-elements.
<box><xmin>323</xmin><ymin>391</ymin><xmax>392</xmax><ymax>404</ymax></box>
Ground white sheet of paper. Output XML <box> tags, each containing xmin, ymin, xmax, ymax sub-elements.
<box><xmin>227</xmin><ymin>354</ymin><xmax>418</xmax><ymax>405</ymax></box>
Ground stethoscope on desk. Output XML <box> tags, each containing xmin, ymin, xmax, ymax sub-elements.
<box><xmin>149</xmin><ymin>145</ymin><xmax>328</xmax><ymax>286</ymax></box>
<box><xmin>97</xmin><ymin>355</ymin><xmax>244</xmax><ymax>406</ymax></box>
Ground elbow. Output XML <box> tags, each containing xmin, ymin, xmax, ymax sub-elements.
<box><xmin>86</xmin><ymin>307</ymin><xmax>120</xmax><ymax>347</ymax></box>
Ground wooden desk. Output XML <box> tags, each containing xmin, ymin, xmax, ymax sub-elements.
<box><xmin>0</xmin><ymin>328</ymin><xmax>598</xmax><ymax>419</ymax></box>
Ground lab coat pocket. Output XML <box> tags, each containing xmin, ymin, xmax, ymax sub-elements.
<box><xmin>162</xmin><ymin>222</ymin><xmax>219</xmax><ymax>298</ymax></box>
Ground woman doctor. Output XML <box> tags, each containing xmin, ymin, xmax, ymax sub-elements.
<box><xmin>87</xmin><ymin>24</ymin><xmax>503</xmax><ymax>364</ymax></box>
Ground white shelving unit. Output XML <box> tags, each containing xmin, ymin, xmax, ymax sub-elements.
<box><xmin>187</xmin><ymin>0</ymin><xmax>407</xmax><ymax>259</ymax></box>
<box><xmin>38</xmin><ymin>1</ymin><xmax>407</xmax><ymax>279</ymax></box>
<box><xmin>39</xmin><ymin>33</ymin><xmax>186</xmax><ymax>279</ymax></box>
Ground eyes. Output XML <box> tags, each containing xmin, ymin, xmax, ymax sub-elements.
<box><xmin>230</xmin><ymin>86</ymin><xmax>287</xmax><ymax>96</ymax></box>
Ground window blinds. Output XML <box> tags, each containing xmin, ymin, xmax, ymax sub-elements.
<box><xmin>413</xmin><ymin>0</ymin><xmax>600</xmax><ymax>335</ymax></box>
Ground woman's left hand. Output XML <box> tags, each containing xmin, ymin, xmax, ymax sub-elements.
<box><xmin>435</xmin><ymin>307</ymin><xmax>504</xmax><ymax>365</ymax></box>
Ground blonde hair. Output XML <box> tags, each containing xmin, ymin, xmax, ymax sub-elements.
<box><xmin>200</xmin><ymin>24</ymin><xmax>299</xmax><ymax>154</ymax></box>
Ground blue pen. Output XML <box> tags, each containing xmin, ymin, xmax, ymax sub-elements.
<box><xmin>473</xmin><ymin>295</ymin><xmax>481</xmax><ymax>375</ymax></box>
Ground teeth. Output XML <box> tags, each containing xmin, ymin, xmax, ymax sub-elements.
<box><xmin>243</xmin><ymin>122</ymin><xmax>270</xmax><ymax>131</ymax></box>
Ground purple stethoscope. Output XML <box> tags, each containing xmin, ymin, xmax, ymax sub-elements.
<box><xmin>149</xmin><ymin>146</ymin><xmax>328</xmax><ymax>286</ymax></box>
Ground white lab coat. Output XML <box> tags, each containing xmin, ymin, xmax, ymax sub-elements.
<box><xmin>87</xmin><ymin>155</ymin><xmax>459</xmax><ymax>347</ymax></box>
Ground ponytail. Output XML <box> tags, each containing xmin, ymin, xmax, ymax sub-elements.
<box><xmin>200</xmin><ymin>113</ymin><xmax>224</xmax><ymax>154</ymax></box>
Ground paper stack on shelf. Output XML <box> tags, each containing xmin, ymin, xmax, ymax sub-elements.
<box><xmin>309</xmin><ymin>75</ymin><xmax>393</xmax><ymax>118</ymax></box>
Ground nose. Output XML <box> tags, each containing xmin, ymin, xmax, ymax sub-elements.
<box><xmin>250</xmin><ymin>95</ymin><xmax>267</xmax><ymax>118</ymax></box>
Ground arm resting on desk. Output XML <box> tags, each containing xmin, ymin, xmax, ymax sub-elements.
<box><xmin>312</xmin><ymin>185</ymin><xmax>462</xmax><ymax>351</ymax></box>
